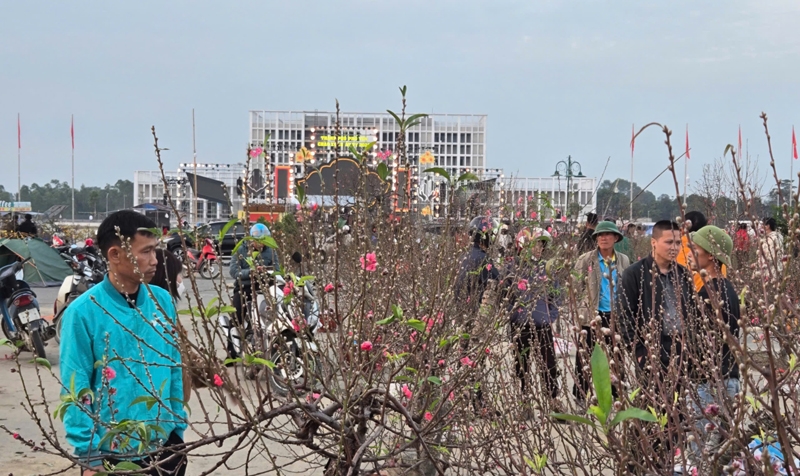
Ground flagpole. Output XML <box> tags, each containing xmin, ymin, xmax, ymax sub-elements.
<box><xmin>192</xmin><ymin>108</ymin><xmax>198</xmax><ymax>225</ymax></box>
<box><xmin>17</xmin><ymin>113</ymin><xmax>21</xmax><ymax>202</ymax></box>
<box><xmin>71</xmin><ymin>114</ymin><xmax>75</xmax><ymax>221</ymax></box>
<box><xmin>791</xmin><ymin>126</ymin><xmax>796</xmax><ymax>209</ymax></box>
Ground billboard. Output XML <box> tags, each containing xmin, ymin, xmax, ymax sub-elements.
<box><xmin>185</xmin><ymin>173</ymin><xmax>228</xmax><ymax>204</ymax></box>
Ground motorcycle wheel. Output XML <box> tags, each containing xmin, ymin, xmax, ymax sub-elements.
<box><xmin>30</xmin><ymin>330</ymin><xmax>46</xmax><ymax>360</ymax></box>
<box><xmin>200</xmin><ymin>260</ymin><xmax>220</xmax><ymax>280</ymax></box>
<box><xmin>1</xmin><ymin>318</ymin><xmax>15</xmax><ymax>342</ymax></box>
<box><xmin>54</xmin><ymin>312</ymin><xmax>64</xmax><ymax>344</ymax></box>
<box><xmin>267</xmin><ymin>337</ymin><xmax>321</xmax><ymax>397</ymax></box>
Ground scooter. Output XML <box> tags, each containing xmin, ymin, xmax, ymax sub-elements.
<box><xmin>0</xmin><ymin>258</ymin><xmax>48</xmax><ymax>359</ymax></box>
<box><xmin>53</xmin><ymin>257</ymin><xmax>105</xmax><ymax>344</ymax></box>
<box><xmin>219</xmin><ymin>254</ymin><xmax>322</xmax><ymax>396</ymax></box>
<box><xmin>184</xmin><ymin>238</ymin><xmax>220</xmax><ymax>279</ymax></box>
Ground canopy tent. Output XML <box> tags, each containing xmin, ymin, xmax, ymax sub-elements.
<box><xmin>0</xmin><ymin>238</ymin><xmax>73</xmax><ymax>287</ymax></box>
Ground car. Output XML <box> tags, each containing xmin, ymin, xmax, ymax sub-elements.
<box><xmin>205</xmin><ymin>220</ymin><xmax>247</xmax><ymax>257</ymax></box>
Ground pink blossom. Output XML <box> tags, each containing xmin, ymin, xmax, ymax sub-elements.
<box><xmin>530</xmin><ymin>212</ymin><xmax>537</xmax><ymax>219</ymax></box>
<box><xmin>249</xmin><ymin>147</ymin><xmax>263</xmax><ymax>158</ymax></box>
<box><xmin>485</xmin><ymin>348</ymin><xmax>491</xmax><ymax>355</ymax></box>
<box><xmin>424</xmin><ymin>318</ymin><xmax>435</xmax><ymax>333</ymax></box>
<box><xmin>448</xmin><ymin>392</ymin><xmax>454</xmax><ymax>401</ymax></box>
<box><xmin>460</xmin><ymin>356</ymin><xmax>476</xmax><ymax>368</ymax></box>
<box><xmin>402</xmin><ymin>384</ymin><xmax>413</xmax><ymax>399</ymax></box>
<box><xmin>360</xmin><ymin>341</ymin><xmax>373</xmax><ymax>351</ymax></box>
<box><xmin>324</xmin><ymin>283</ymin><xmax>335</xmax><ymax>293</ymax></box>
<box><xmin>515</xmin><ymin>211</ymin><xmax>522</xmax><ymax>218</ymax></box>
<box><xmin>410</xmin><ymin>331</ymin><xmax>417</xmax><ymax>343</ymax></box>
<box><xmin>283</xmin><ymin>280</ymin><xmax>294</xmax><ymax>295</ymax></box>
<box><xmin>360</xmin><ymin>253</ymin><xmax>378</xmax><ymax>272</ymax></box>
<box><xmin>486</xmin><ymin>263</ymin><xmax>492</xmax><ymax>271</ymax></box>
<box><xmin>292</xmin><ymin>319</ymin><xmax>301</xmax><ymax>332</ymax></box>
<box><xmin>213</xmin><ymin>374</ymin><xmax>223</xmax><ymax>387</ymax></box>
<box><xmin>517</xmin><ymin>279</ymin><xmax>528</xmax><ymax>291</ymax></box>
<box><xmin>295</xmin><ymin>204</ymin><xmax>302</xmax><ymax>210</ymax></box>
<box><xmin>704</xmin><ymin>403</ymin><xmax>720</xmax><ymax>417</ymax></box>
<box><xmin>438</xmin><ymin>359</ymin><xmax>446</xmax><ymax>367</ymax></box>
<box><xmin>424</xmin><ymin>411</ymin><xmax>433</xmax><ymax>421</ymax></box>
<box><xmin>102</xmin><ymin>367</ymin><xmax>116</xmax><ymax>381</ymax></box>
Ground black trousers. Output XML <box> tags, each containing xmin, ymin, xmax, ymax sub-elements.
<box><xmin>229</xmin><ymin>285</ymin><xmax>255</xmax><ymax>359</ymax></box>
<box><xmin>81</xmin><ymin>431</ymin><xmax>186</xmax><ymax>475</ymax></box>
<box><xmin>573</xmin><ymin>311</ymin><xmax>621</xmax><ymax>400</ymax></box>
<box><xmin>513</xmin><ymin>322</ymin><xmax>559</xmax><ymax>398</ymax></box>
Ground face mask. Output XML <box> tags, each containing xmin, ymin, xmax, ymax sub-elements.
<box><xmin>177</xmin><ymin>281</ymin><xmax>186</xmax><ymax>298</ymax></box>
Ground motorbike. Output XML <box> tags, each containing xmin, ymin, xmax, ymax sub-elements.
<box><xmin>219</xmin><ymin>253</ymin><xmax>322</xmax><ymax>396</ymax></box>
<box><xmin>184</xmin><ymin>238</ymin><xmax>220</xmax><ymax>279</ymax></box>
<box><xmin>53</xmin><ymin>255</ymin><xmax>105</xmax><ymax>344</ymax></box>
<box><xmin>0</xmin><ymin>258</ymin><xmax>48</xmax><ymax>359</ymax></box>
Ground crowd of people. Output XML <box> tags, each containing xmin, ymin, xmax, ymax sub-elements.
<box><xmin>455</xmin><ymin>209</ymin><xmax>788</xmax><ymax>469</ymax></box>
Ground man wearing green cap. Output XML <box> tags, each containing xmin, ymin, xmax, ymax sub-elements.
<box><xmin>573</xmin><ymin>221</ymin><xmax>630</xmax><ymax>401</ymax></box>
<box><xmin>685</xmin><ymin>225</ymin><xmax>740</xmax><ymax>464</ymax></box>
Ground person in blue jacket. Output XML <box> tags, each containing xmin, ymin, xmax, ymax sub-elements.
<box><xmin>59</xmin><ymin>210</ymin><xmax>188</xmax><ymax>476</ymax></box>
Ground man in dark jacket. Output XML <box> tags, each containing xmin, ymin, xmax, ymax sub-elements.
<box><xmin>617</xmin><ymin>220</ymin><xmax>697</xmax><ymax>372</ymax></box>
<box><xmin>228</xmin><ymin>223</ymin><xmax>280</xmax><ymax>359</ymax></box>
<box><xmin>454</xmin><ymin>219</ymin><xmax>499</xmax><ymax>314</ymax></box>
<box><xmin>17</xmin><ymin>214</ymin><xmax>37</xmax><ymax>236</ymax></box>
<box><xmin>617</xmin><ymin>220</ymin><xmax>698</xmax><ymax>468</ymax></box>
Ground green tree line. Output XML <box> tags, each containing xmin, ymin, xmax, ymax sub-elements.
<box><xmin>0</xmin><ymin>180</ymin><xmax>133</xmax><ymax>218</ymax></box>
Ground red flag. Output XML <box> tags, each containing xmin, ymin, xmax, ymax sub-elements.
<box><xmin>71</xmin><ymin>115</ymin><xmax>74</xmax><ymax>150</ymax></box>
<box><xmin>738</xmin><ymin>125</ymin><xmax>742</xmax><ymax>158</ymax></box>
<box><xmin>630</xmin><ymin>124</ymin><xmax>635</xmax><ymax>159</ymax></box>
<box><xmin>793</xmin><ymin>126</ymin><xmax>798</xmax><ymax>160</ymax></box>
<box><xmin>685</xmin><ymin>125</ymin><xmax>690</xmax><ymax>159</ymax></box>
<box><xmin>17</xmin><ymin>114</ymin><xmax>20</xmax><ymax>149</ymax></box>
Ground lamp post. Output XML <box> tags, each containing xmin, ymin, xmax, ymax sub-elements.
<box><xmin>552</xmin><ymin>155</ymin><xmax>584</xmax><ymax>218</ymax></box>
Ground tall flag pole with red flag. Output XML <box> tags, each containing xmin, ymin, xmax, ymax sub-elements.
<box><xmin>71</xmin><ymin>115</ymin><xmax>75</xmax><ymax>221</ymax></box>
<box><xmin>684</xmin><ymin>124</ymin><xmax>690</xmax><ymax>197</ymax></box>
<box><xmin>630</xmin><ymin>123</ymin><xmax>635</xmax><ymax>221</ymax></box>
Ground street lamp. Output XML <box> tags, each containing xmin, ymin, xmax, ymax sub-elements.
<box><xmin>552</xmin><ymin>155</ymin><xmax>584</xmax><ymax>218</ymax></box>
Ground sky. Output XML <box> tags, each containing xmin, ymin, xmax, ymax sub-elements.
<box><xmin>1</xmin><ymin>0</ymin><xmax>799</xmax><ymax>199</ymax></box>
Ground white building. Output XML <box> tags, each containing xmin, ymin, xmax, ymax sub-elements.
<box><xmin>133</xmin><ymin>163</ymin><xmax>248</xmax><ymax>223</ymax></box>
<box><xmin>498</xmin><ymin>175</ymin><xmax>597</xmax><ymax>220</ymax></box>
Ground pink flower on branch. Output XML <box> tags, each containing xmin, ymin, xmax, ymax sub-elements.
<box><xmin>324</xmin><ymin>283</ymin><xmax>335</xmax><ymax>293</ymax></box>
<box><xmin>213</xmin><ymin>374</ymin><xmax>224</xmax><ymax>387</ymax></box>
<box><xmin>102</xmin><ymin>367</ymin><xmax>116</xmax><ymax>381</ymax></box>
<box><xmin>360</xmin><ymin>253</ymin><xmax>378</xmax><ymax>272</ymax></box>
<box><xmin>360</xmin><ymin>341</ymin><xmax>373</xmax><ymax>351</ymax></box>
<box><xmin>424</xmin><ymin>411</ymin><xmax>433</xmax><ymax>421</ymax></box>
<box><xmin>402</xmin><ymin>384</ymin><xmax>413</xmax><ymax>400</ymax></box>
<box><xmin>460</xmin><ymin>356</ymin><xmax>476</xmax><ymax>368</ymax></box>
<box><xmin>517</xmin><ymin>279</ymin><xmax>528</xmax><ymax>291</ymax></box>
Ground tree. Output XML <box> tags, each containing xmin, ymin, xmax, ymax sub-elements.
<box><xmin>89</xmin><ymin>190</ymin><xmax>99</xmax><ymax>218</ymax></box>
<box><xmin>596</xmin><ymin>179</ymin><xmax>656</xmax><ymax>220</ymax></box>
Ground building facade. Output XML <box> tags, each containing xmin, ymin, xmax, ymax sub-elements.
<box><xmin>134</xmin><ymin>163</ymin><xmax>248</xmax><ymax>223</ymax></box>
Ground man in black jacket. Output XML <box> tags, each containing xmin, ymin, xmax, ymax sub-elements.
<box><xmin>617</xmin><ymin>220</ymin><xmax>696</xmax><ymax>372</ymax></box>
<box><xmin>616</xmin><ymin>220</ymin><xmax>698</xmax><ymax>469</ymax></box>
<box><xmin>577</xmin><ymin>212</ymin><xmax>598</xmax><ymax>254</ymax></box>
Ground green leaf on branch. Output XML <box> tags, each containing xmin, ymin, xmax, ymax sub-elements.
<box><xmin>609</xmin><ymin>408</ymin><xmax>658</xmax><ymax>427</ymax></box>
<box><xmin>223</xmin><ymin>357</ymin><xmax>242</xmax><ymax>366</ymax></box>
<box><xmin>218</xmin><ymin>218</ymin><xmax>239</xmax><ymax>243</ymax></box>
<box><xmin>376</xmin><ymin>315</ymin><xmax>396</xmax><ymax>326</ymax></box>
<box><xmin>424</xmin><ymin>167</ymin><xmax>451</xmax><ymax>182</ymax></box>
<box><xmin>296</xmin><ymin>184</ymin><xmax>306</xmax><ymax>205</ymax></box>
<box><xmin>405</xmin><ymin>319</ymin><xmax>426</xmax><ymax>333</ymax></box>
<box><xmin>377</xmin><ymin>162</ymin><xmax>389</xmax><ymax>181</ymax></box>
<box><xmin>32</xmin><ymin>357</ymin><xmax>51</xmax><ymax>370</ymax></box>
<box><xmin>590</xmin><ymin>344</ymin><xmax>612</xmax><ymax>423</ymax></box>
<box><xmin>0</xmin><ymin>338</ymin><xmax>12</xmax><ymax>348</ymax></box>
<box><xmin>457</xmin><ymin>172</ymin><xmax>479</xmax><ymax>183</ymax></box>
<box><xmin>427</xmin><ymin>376</ymin><xmax>442</xmax><ymax>386</ymax></box>
<box><xmin>550</xmin><ymin>413</ymin><xmax>595</xmax><ymax>426</ymax></box>
<box><xmin>251</xmin><ymin>357</ymin><xmax>276</xmax><ymax>369</ymax></box>
<box><xmin>219</xmin><ymin>306</ymin><xmax>236</xmax><ymax>314</ymax></box>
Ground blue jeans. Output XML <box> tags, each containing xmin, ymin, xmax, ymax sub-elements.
<box><xmin>689</xmin><ymin>378</ymin><xmax>740</xmax><ymax>462</ymax></box>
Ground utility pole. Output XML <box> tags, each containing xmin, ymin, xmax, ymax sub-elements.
<box><xmin>192</xmin><ymin>109</ymin><xmax>198</xmax><ymax>224</ymax></box>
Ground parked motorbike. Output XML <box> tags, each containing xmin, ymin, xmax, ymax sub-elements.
<box><xmin>0</xmin><ymin>258</ymin><xmax>48</xmax><ymax>359</ymax></box>
<box><xmin>184</xmin><ymin>238</ymin><xmax>220</xmax><ymax>279</ymax></box>
<box><xmin>53</xmin><ymin>256</ymin><xmax>105</xmax><ymax>344</ymax></box>
<box><xmin>219</xmin><ymin>253</ymin><xmax>322</xmax><ymax>396</ymax></box>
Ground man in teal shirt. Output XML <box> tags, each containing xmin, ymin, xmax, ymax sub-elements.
<box><xmin>60</xmin><ymin>210</ymin><xmax>188</xmax><ymax>475</ymax></box>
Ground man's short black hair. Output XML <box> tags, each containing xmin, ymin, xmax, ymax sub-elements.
<box><xmin>763</xmin><ymin>217</ymin><xmax>777</xmax><ymax>232</ymax></box>
<box><xmin>586</xmin><ymin>213</ymin><xmax>598</xmax><ymax>226</ymax></box>
<box><xmin>97</xmin><ymin>210</ymin><xmax>158</xmax><ymax>258</ymax></box>
<box><xmin>24</xmin><ymin>214</ymin><xmax>32</xmax><ymax>221</ymax></box>
<box><xmin>684</xmin><ymin>211</ymin><xmax>707</xmax><ymax>233</ymax></box>
<box><xmin>652</xmin><ymin>220</ymin><xmax>680</xmax><ymax>239</ymax></box>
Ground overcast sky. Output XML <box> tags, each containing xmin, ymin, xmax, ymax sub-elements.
<box><xmin>1</xmin><ymin>0</ymin><xmax>799</xmax><ymax>198</ymax></box>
